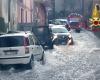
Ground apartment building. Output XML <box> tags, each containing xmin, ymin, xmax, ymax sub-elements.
<box><xmin>0</xmin><ymin>0</ymin><xmax>48</xmax><ymax>31</ymax></box>
<box><xmin>0</xmin><ymin>0</ymin><xmax>17</xmax><ymax>32</ymax></box>
<box><xmin>17</xmin><ymin>0</ymin><xmax>33</xmax><ymax>23</ymax></box>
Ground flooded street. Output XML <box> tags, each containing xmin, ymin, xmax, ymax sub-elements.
<box><xmin>0</xmin><ymin>30</ymin><xmax>100</xmax><ymax>80</ymax></box>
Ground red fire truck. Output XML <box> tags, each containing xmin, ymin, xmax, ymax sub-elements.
<box><xmin>67</xmin><ymin>13</ymin><xmax>83</xmax><ymax>33</ymax></box>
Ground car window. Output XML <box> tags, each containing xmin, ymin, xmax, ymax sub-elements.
<box><xmin>70</xmin><ymin>22</ymin><xmax>79</xmax><ymax>26</ymax></box>
<box><xmin>51</xmin><ymin>28</ymin><xmax>68</xmax><ymax>33</ymax></box>
<box><xmin>29</xmin><ymin>35</ymin><xmax>35</xmax><ymax>45</ymax></box>
<box><xmin>54</xmin><ymin>19</ymin><xmax>68</xmax><ymax>25</ymax></box>
<box><xmin>32</xmin><ymin>34</ymin><xmax>40</xmax><ymax>45</ymax></box>
<box><xmin>0</xmin><ymin>36</ymin><xmax>24</xmax><ymax>47</ymax></box>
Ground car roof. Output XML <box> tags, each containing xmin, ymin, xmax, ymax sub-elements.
<box><xmin>51</xmin><ymin>25</ymin><xmax>65</xmax><ymax>27</ymax></box>
<box><xmin>55</xmin><ymin>19</ymin><xmax>67</xmax><ymax>21</ymax></box>
<box><xmin>55</xmin><ymin>19</ymin><xmax>68</xmax><ymax>22</ymax></box>
<box><xmin>0</xmin><ymin>31</ymin><xmax>33</xmax><ymax>37</ymax></box>
<box><xmin>51</xmin><ymin>26</ymin><xmax>67</xmax><ymax>29</ymax></box>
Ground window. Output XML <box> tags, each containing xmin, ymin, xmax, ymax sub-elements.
<box><xmin>21</xmin><ymin>8</ymin><xmax>23</xmax><ymax>23</ymax></box>
<box><xmin>0</xmin><ymin>36</ymin><xmax>24</xmax><ymax>47</ymax></box>
<box><xmin>32</xmin><ymin>34</ymin><xmax>40</xmax><ymax>45</ymax></box>
<box><xmin>29</xmin><ymin>35</ymin><xmax>34</xmax><ymax>45</ymax></box>
<box><xmin>26</xmin><ymin>11</ymin><xmax>27</xmax><ymax>22</ymax></box>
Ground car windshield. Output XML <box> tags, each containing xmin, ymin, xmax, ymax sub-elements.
<box><xmin>0</xmin><ymin>36</ymin><xmax>24</xmax><ymax>47</ymax></box>
<box><xmin>54</xmin><ymin>19</ymin><xmax>67</xmax><ymax>25</ymax></box>
<box><xmin>51</xmin><ymin>27</ymin><xmax>68</xmax><ymax>33</ymax></box>
<box><xmin>70</xmin><ymin>22</ymin><xmax>79</xmax><ymax>26</ymax></box>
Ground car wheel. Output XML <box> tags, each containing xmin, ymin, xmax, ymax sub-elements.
<box><xmin>75</xmin><ymin>29</ymin><xmax>80</xmax><ymax>33</ymax></box>
<box><xmin>48</xmin><ymin>42</ymin><xmax>54</xmax><ymax>49</ymax></box>
<box><xmin>25</xmin><ymin>56</ymin><xmax>34</xmax><ymax>69</ymax></box>
<box><xmin>68</xmin><ymin>38</ymin><xmax>74</xmax><ymax>45</ymax></box>
<box><xmin>40</xmin><ymin>51</ymin><xmax>46</xmax><ymax>65</ymax></box>
<box><xmin>0</xmin><ymin>65</ymin><xmax>11</xmax><ymax>70</ymax></box>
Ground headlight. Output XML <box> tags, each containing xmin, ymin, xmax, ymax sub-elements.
<box><xmin>68</xmin><ymin>34</ymin><xmax>72</xmax><ymax>38</ymax></box>
<box><xmin>67</xmin><ymin>33</ymin><xmax>71</xmax><ymax>38</ymax></box>
<box><xmin>54</xmin><ymin>34</ymin><xmax>58</xmax><ymax>39</ymax></box>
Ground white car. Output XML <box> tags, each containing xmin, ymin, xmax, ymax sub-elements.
<box><xmin>54</xmin><ymin>19</ymin><xmax>68</xmax><ymax>25</ymax></box>
<box><xmin>0</xmin><ymin>31</ymin><xmax>45</xmax><ymax>69</ymax></box>
<box><xmin>49</xmin><ymin>19</ymin><xmax>69</xmax><ymax>27</ymax></box>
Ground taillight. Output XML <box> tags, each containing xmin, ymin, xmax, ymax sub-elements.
<box><xmin>24</xmin><ymin>37</ymin><xmax>29</xmax><ymax>54</ymax></box>
<box><xmin>24</xmin><ymin>37</ymin><xmax>29</xmax><ymax>46</ymax></box>
<box><xmin>25</xmin><ymin>47</ymin><xmax>29</xmax><ymax>54</ymax></box>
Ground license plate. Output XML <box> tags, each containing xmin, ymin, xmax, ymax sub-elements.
<box><xmin>5</xmin><ymin>51</ymin><xmax>17</xmax><ymax>55</ymax></box>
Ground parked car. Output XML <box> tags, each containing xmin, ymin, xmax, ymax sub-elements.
<box><xmin>54</xmin><ymin>19</ymin><xmax>68</xmax><ymax>25</ymax></box>
<box><xmin>32</xmin><ymin>26</ymin><xmax>54</xmax><ymax>49</ymax></box>
<box><xmin>0</xmin><ymin>31</ymin><xmax>45</xmax><ymax>69</ymax></box>
<box><xmin>49</xmin><ymin>19</ymin><xmax>71</xmax><ymax>31</ymax></box>
<box><xmin>50</xmin><ymin>26</ymin><xmax>73</xmax><ymax>45</ymax></box>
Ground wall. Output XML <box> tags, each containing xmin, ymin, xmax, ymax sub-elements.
<box><xmin>17</xmin><ymin>0</ymin><xmax>33</xmax><ymax>24</ymax></box>
<box><xmin>0</xmin><ymin>0</ymin><xmax>8</xmax><ymax>23</ymax></box>
<box><xmin>55</xmin><ymin>0</ymin><xmax>63</xmax><ymax>13</ymax></box>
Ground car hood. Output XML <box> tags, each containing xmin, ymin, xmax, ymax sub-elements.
<box><xmin>53</xmin><ymin>33</ymin><xmax>69</xmax><ymax>36</ymax></box>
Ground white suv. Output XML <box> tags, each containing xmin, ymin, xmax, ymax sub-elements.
<box><xmin>0</xmin><ymin>31</ymin><xmax>45</xmax><ymax>69</ymax></box>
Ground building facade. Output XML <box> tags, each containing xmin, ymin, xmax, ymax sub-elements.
<box><xmin>17</xmin><ymin>0</ymin><xmax>33</xmax><ymax>24</ymax></box>
<box><xmin>0</xmin><ymin>0</ymin><xmax>48</xmax><ymax>31</ymax></box>
<box><xmin>33</xmin><ymin>1</ymin><xmax>47</xmax><ymax>26</ymax></box>
<box><xmin>0</xmin><ymin>0</ymin><xmax>17</xmax><ymax>32</ymax></box>
<box><xmin>0</xmin><ymin>0</ymin><xmax>33</xmax><ymax>31</ymax></box>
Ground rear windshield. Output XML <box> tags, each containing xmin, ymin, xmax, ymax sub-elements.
<box><xmin>0</xmin><ymin>36</ymin><xmax>24</xmax><ymax>47</ymax></box>
<box><xmin>51</xmin><ymin>28</ymin><xmax>68</xmax><ymax>33</ymax></box>
<box><xmin>70</xmin><ymin>22</ymin><xmax>79</xmax><ymax>26</ymax></box>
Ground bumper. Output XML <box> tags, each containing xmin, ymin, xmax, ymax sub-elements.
<box><xmin>54</xmin><ymin>38</ymin><xmax>68</xmax><ymax>44</ymax></box>
<box><xmin>0</xmin><ymin>56</ymin><xmax>31</xmax><ymax>65</ymax></box>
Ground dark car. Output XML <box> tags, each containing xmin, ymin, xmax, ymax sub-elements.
<box><xmin>50</xmin><ymin>26</ymin><xmax>73</xmax><ymax>45</ymax></box>
<box><xmin>32</xmin><ymin>26</ymin><xmax>54</xmax><ymax>49</ymax></box>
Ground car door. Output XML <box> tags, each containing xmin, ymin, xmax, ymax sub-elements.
<box><xmin>28</xmin><ymin>35</ymin><xmax>36</xmax><ymax>56</ymax></box>
<box><xmin>35</xmin><ymin>36</ymin><xmax>43</xmax><ymax>52</ymax></box>
<box><xmin>32</xmin><ymin>34</ymin><xmax>43</xmax><ymax>60</ymax></box>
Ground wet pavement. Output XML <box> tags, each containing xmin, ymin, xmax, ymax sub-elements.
<box><xmin>0</xmin><ymin>30</ymin><xmax>100</xmax><ymax>80</ymax></box>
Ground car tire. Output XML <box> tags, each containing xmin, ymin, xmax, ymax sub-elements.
<box><xmin>75</xmin><ymin>29</ymin><xmax>80</xmax><ymax>33</ymax></box>
<box><xmin>25</xmin><ymin>56</ymin><xmax>34</xmax><ymax>69</ymax></box>
<box><xmin>0</xmin><ymin>65</ymin><xmax>11</xmax><ymax>70</ymax></box>
<box><xmin>68</xmin><ymin>38</ymin><xmax>74</xmax><ymax>45</ymax></box>
<box><xmin>40</xmin><ymin>52</ymin><xmax>46</xmax><ymax>65</ymax></box>
<box><xmin>48</xmin><ymin>42</ymin><xmax>54</xmax><ymax>49</ymax></box>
